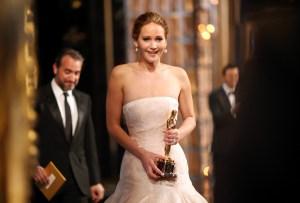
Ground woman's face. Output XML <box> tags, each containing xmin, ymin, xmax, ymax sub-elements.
<box><xmin>135</xmin><ymin>22</ymin><xmax>167</xmax><ymax>64</ymax></box>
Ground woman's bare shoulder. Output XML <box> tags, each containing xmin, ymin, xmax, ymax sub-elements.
<box><xmin>164</xmin><ymin>64</ymin><xmax>188</xmax><ymax>77</ymax></box>
<box><xmin>110</xmin><ymin>63</ymin><xmax>136</xmax><ymax>78</ymax></box>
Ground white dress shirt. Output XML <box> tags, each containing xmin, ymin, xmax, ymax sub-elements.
<box><xmin>222</xmin><ymin>83</ymin><xmax>236</xmax><ymax>110</ymax></box>
<box><xmin>51</xmin><ymin>79</ymin><xmax>78</xmax><ymax>135</ymax></box>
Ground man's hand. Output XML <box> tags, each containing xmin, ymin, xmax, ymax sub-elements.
<box><xmin>33</xmin><ymin>166</ymin><xmax>49</xmax><ymax>187</ymax></box>
<box><xmin>90</xmin><ymin>183</ymin><xmax>105</xmax><ymax>203</ymax></box>
<box><xmin>231</xmin><ymin>102</ymin><xmax>240</xmax><ymax>118</ymax></box>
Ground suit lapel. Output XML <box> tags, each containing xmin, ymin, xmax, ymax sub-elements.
<box><xmin>218</xmin><ymin>88</ymin><xmax>231</xmax><ymax>111</ymax></box>
<box><xmin>73</xmin><ymin>90</ymin><xmax>84</xmax><ymax>139</ymax></box>
<box><xmin>45</xmin><ymin>85</ymin><xmax>65</xmax><ymax>133</ymax></box>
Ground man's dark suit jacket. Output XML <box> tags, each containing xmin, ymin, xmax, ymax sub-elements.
<box><xmin>35</xmin><ymin>84</ymin><xmax>101</xmax><ymax>196</ymax></box>
<box><xmin>208</xmin><ymin>86</ymin><xmax>236</xmax><ymax>157</ymax></box>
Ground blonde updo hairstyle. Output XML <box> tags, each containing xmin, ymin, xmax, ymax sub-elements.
<box><xmin>132</xmin><ymin>11</ymin><xmax>169</xmax><ymax>41</ymax></box>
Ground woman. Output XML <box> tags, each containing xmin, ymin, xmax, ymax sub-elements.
<box><xmin>105</xmin><ymin>11</ymin><xmax>207</xmax><ymax>203</ymax></box>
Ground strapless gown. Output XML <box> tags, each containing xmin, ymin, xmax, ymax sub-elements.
<box><xmin>105</xmin><ymin>97</ymin><xmax>207</xmax><ymax>203</ymax></box>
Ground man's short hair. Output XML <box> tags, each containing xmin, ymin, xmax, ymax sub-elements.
<box><xmin>55</xmin><ymin>48</ymin><xmax>84</xmax><ymax>67</ymax></box>
<box><xmin>222</xmin><ymin>63</ymin><xmax>238</xmax><ymax>76</ymax></box>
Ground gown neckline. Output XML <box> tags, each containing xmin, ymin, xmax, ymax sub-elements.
<box><xmin>123</xmin><ymin>96</ymin><xmax>178</xmax><ymax>109</ymax></box>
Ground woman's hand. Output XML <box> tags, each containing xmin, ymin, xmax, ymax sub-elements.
<box><xmin>163</xmin><ymin>128</ymin><xmax>180</xmax><ymax>145</ymax></box>
<box><xmin>139</xmin><ymin>148</ymin><xmax>165</xmax><ymax>180</ymax></box>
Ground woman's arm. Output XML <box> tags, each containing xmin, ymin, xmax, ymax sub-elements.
<box><xmin>164</xmin><ymin>68</ymin><xmax>196</xmax><ymax>145</ymax></box>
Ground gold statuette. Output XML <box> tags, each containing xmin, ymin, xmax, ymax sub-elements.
<box><xmin>156</xmin><ymin>110</ymin><xmax>177</xmax><ymax>181</ymax></box>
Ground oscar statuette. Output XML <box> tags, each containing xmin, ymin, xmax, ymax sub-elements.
<box><xmin>156</xmin><ymin>110</ymin><xmax>177</xmax><ymax>181</ymax></box>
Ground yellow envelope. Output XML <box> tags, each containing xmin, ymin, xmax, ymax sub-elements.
<box><xmin>39</xmin><ymin>161</ymin><xmax>66</xmax><ymax>200</ymax></box>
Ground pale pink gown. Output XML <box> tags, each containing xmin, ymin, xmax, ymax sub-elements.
<box><xmin>105</xmin><ymin>97</ymin><xmax>207</xmax><ymax>203</ymax></box>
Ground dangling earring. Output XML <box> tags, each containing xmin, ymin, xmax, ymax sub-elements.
<box><xmin>135</xmin><ymin>47</ymin><xmax>138</xmax><ymax>52</ymax></box>
<box><xmin>164</xmin><ymin>49</ymin><xmax>168</xmax><ymax>53</ymax></box>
